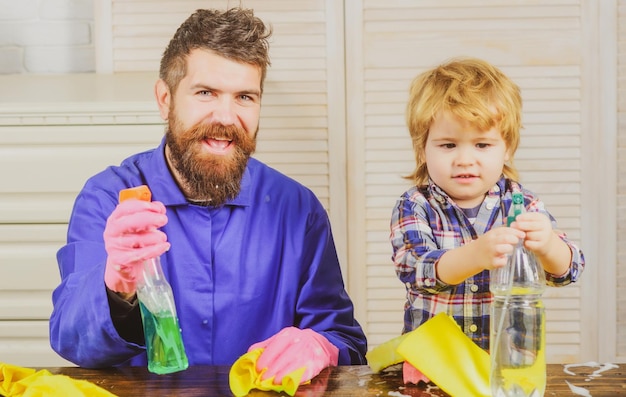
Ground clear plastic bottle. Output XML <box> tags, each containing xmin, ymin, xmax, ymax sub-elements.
<box><xmin>119</xmin><ymin>186</ymin><xmax>189</xmax><ymax>375</ymax></box>
<box><xmin>490</xmin><ymin>192</ymin><xmax>546</xmax><ymax>397</ymax></box>
<box><xmin>136</xmin><ymin>256</ymin><xmax>189</xmax><ymax>374</ymax></box>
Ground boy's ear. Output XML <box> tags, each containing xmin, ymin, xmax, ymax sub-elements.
<box><xmin>418</xmin><ymin>141</ymin><xmax>428</xmax><ymax>158</ymax></box>
<box><xmin>154</xmin><ymin>79</ymin><xmax>171</xmax><ymax>121</ymax></box>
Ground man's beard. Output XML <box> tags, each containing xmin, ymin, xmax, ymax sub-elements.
<box><xmin>165</xmin><ymin>116</ymin><xmax>257</xmax><ymax>206</ymax></box>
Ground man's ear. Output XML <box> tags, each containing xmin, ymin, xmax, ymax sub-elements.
<box><xmin>155</xmin><ymin>79</ymin><xmax>171</xmax><ymax>121</ymax></box>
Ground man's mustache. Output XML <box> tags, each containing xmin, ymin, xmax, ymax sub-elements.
<box><xmin>188</xmin><ymin>123</ymin><xmax>245</xmax><ymax>143</ymax></box>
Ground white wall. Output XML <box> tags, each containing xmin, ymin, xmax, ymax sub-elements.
<box><xmin>0</xmin><ymin>0</ymin><xmax>622</xmax><ymax>366</ymax></box>
<box><xmin>0</xmin><ymin>0</ymin><xmax>94</xmax><ymax>74</ymax></box>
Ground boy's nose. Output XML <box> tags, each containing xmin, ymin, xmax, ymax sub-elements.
<box><xmin>455</xmin><ymin>148</ymin><xmax>474</xmax><ymax>165</ymax></box>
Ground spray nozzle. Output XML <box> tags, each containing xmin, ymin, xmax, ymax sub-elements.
<box><xmin>507</xmin><ymin>192</ymin><xmax>525</xmax><ymax>227</ymax></box>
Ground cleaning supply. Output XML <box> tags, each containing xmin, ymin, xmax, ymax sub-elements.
<box><xmin>365</xmin><ymin>331</ymin><xmax>411</xmax><ymax>373</ymax></box>
<box><xmin>0</xmin><ymin>362</ymin><xmax>117</xmax><ymax>397</ymax></box>
<box><xmin>119</xmin><ymin>185</ymin><xmax>189</xmax><ymax>375</ymax></box>
<box><xmin>230</xmin><ymin>327</ymin><xmax>338</xmax><ymax>396</ymax></box>
<box><xmin>402</xmin><ymin>361</ymin><xmax>430</xmax><ymax>385</ymax></box>
<box><xmin>490</xmin><ymin>192</ymin><xmax>546</xmax><ymax>397</ymax></box>
<box><xmin>397</xmin><ymin>312</ymin><xmax>491</xmax><ymax>397</ymax></box>
<box><xmin>246</xmin><ymin>327</ymin><xmax>338</xmax><ymax>384</ymax></box>
<box><xmin>103</xmin><ymin>197</ymin><xmax>169</xmax><ymax>295</ymax></box>
<box><xmin>229</xmin><ymin>348</ymin><xmax>305</xmax><ymax>397</ymax></box>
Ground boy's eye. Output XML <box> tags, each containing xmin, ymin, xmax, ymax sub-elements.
<box><xmin>441</xmin><ymin>143</ymin><xmax>455</xmax><ymax>149</ymax></box>
<box><xmin>476</xmin><ymin>143</ymin><xmax>490</xmax><ymax>148</ymax></box>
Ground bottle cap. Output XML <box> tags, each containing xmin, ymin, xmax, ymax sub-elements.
<box><xmin>119</xmin><ymin>185</ymin><xmax>152</xmax><ymax>203</ymax></box>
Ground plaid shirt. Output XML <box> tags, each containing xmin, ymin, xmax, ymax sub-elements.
<box><xmin>390</xmin><ymin>176</ymin><xmax>585</xmax><ymax>350</ymax></box>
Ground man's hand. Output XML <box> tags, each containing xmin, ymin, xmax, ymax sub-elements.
<box><xmin>249</xmin><ymin>327</ymin><xmax>339</xmax><ymax>385</ymax></box>
<box><xmin>103</xmin><ymin>199</ymin><xmax>170</xmax><ymax>297</ymax></box>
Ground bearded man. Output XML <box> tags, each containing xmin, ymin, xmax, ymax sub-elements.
<box><xmin>49</xmin><ymin>8</ymin><xmax>367</xmax><ymax>386</ymax></box>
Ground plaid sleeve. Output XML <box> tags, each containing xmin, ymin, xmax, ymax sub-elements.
<box><xmin>390</xmin><ymin>192</ymin><xmax>454</xmax><ymax>294</ymax></box>
<box><xmin>523</xmin><ymin>188</ymin><xmax>586</xmax><ymax>286</ymax></box>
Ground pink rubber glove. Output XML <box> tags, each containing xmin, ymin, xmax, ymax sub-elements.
<box><xmin>103</xmin><ymin>199</ymin><xmax>170</xmax><ymax>294</ymax></box>
<box><xmin>248</xmin><ymin>327</ymin><xmax>339</xmax><ymax>385</ymax></box>
<box><xmin>402</xmin><ymin>361</ymin><xmax>430</xmax><ymax>384</ymax></box>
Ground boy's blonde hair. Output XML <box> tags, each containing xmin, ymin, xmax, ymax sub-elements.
<box><xmin>405</xmin><ymin>57</ymin><xmax>522</xmax><ymax>186</ymax></box>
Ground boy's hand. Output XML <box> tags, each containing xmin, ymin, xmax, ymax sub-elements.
<box><xmin>436</xmin><ymin>225</ymin><xmax>524</xmax><ymax>284</ymax></box>
<box><xmin>510</xmin><ymin>212</ymin><xmax>554</xmax><ymax>256</ymax></box>
<box><xmin>475</xmin><ymin>226</ymin><xmax>525</xmax><ymax>270</ymax></box>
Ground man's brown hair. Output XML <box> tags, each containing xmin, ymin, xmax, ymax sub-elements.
<box><xmin>159</xmin><ymin>8</ymin><xmax>272</xmax><ymax>95</ymax></box>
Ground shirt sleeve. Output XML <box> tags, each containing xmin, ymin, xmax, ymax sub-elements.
<box><xmin>524</xmin><ymin>192</ymin><xmax>586</xmax><ymax>286</ymax></box>
<box><xmin>49</xmin><ymin>186</ymin><xmax>146</xmax><ymax>367</ymax></box>
<box><xmin>544</xmin><ymin>230</ymin><xmax>585</xmax><ymax>286</ymax></box>
<box><xmin>107</xmin><ymin>288</ymin><xmax>144</xmax><ymax>345</ymax></box>
<box><xmin>294</xmin><ymin>204</ymin><xmax>368</xmax><ymax>365</ymax></box>
<box><xmin>390</xmin><ymin>193</ymin><xmax>451</xmax><ymax>294</ymax></box>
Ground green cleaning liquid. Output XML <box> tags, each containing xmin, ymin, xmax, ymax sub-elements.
<box><xmin>139</xmin><ymin>301</ymin><xmax>189</xmax><ymax>374</ymax></box>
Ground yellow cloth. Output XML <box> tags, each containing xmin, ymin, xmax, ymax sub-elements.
<box><xmin>0</xmin><ymin>362</ymin><xmax>117</xmax><ymax>397</ymax></box>
<box><xmin>365</xmin><ymin>331</ymin><xmax>411</xmax><ymax>373</ymax></box>
<box><xmin>229</xmin><ymin>348</ymin><xmax>306</xmax><ymax>397</ymax></box>
<box><xmin>396</xmin><ymin>312</ymin><xmax>491</xmax><ymax>397</ymax></box>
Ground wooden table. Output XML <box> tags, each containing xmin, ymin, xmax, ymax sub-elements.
<box><xmin>44</xmin><ymin>363</ymin><xmax>624</xmax><ymax>396</ymax></box>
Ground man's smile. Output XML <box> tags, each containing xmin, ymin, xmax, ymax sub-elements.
<box><xmin>203</xmin><ymin>137</ymin><xmax>234</xmax><ymax>154</ymax></box>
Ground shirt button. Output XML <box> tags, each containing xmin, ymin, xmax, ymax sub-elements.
<box><xmin>469</xmin><ymin>324</ymin><xmax>478</xmax><ymax>333</ymax></box>
<box><xmin>470</xmin><ymin>284</ymin><xmax>479</xmax><ymax>292</ymax></box>
<box><xmin>202</xmin><ymin>319</ymin><xmax>208</xmax><ymax>325</ymax></box>
<box><xmin>486</xmin><ymin>203</ymin><xmax>494</xmax><ymax>210</ymax></box>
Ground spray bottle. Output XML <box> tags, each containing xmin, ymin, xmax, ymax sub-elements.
<box><xmin>119</xmin><ymin>185</ymin><xmax>189</xmax><ymax>374</ymax></box>
<box><xmin>490</xmin><ymin>192</ymin><xmax>546</xmax><ymax>397</ymax></box>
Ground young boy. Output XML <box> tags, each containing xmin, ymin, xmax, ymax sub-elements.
<box><xmin>390</xmin><ymin>57</ymin><xmax>585</xmax><ymax>355</ymax></box>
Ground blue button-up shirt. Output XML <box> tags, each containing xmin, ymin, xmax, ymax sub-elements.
<box><xmin>50</xmin><ymin>138</ymin><xmax>367</xmax><ymax>367</ymax></box>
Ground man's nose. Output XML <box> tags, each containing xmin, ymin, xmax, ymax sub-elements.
<box><xmin>210</xmin><ymin>97</ymin><xmax>237</xmax><ymax>125</ymax></box>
